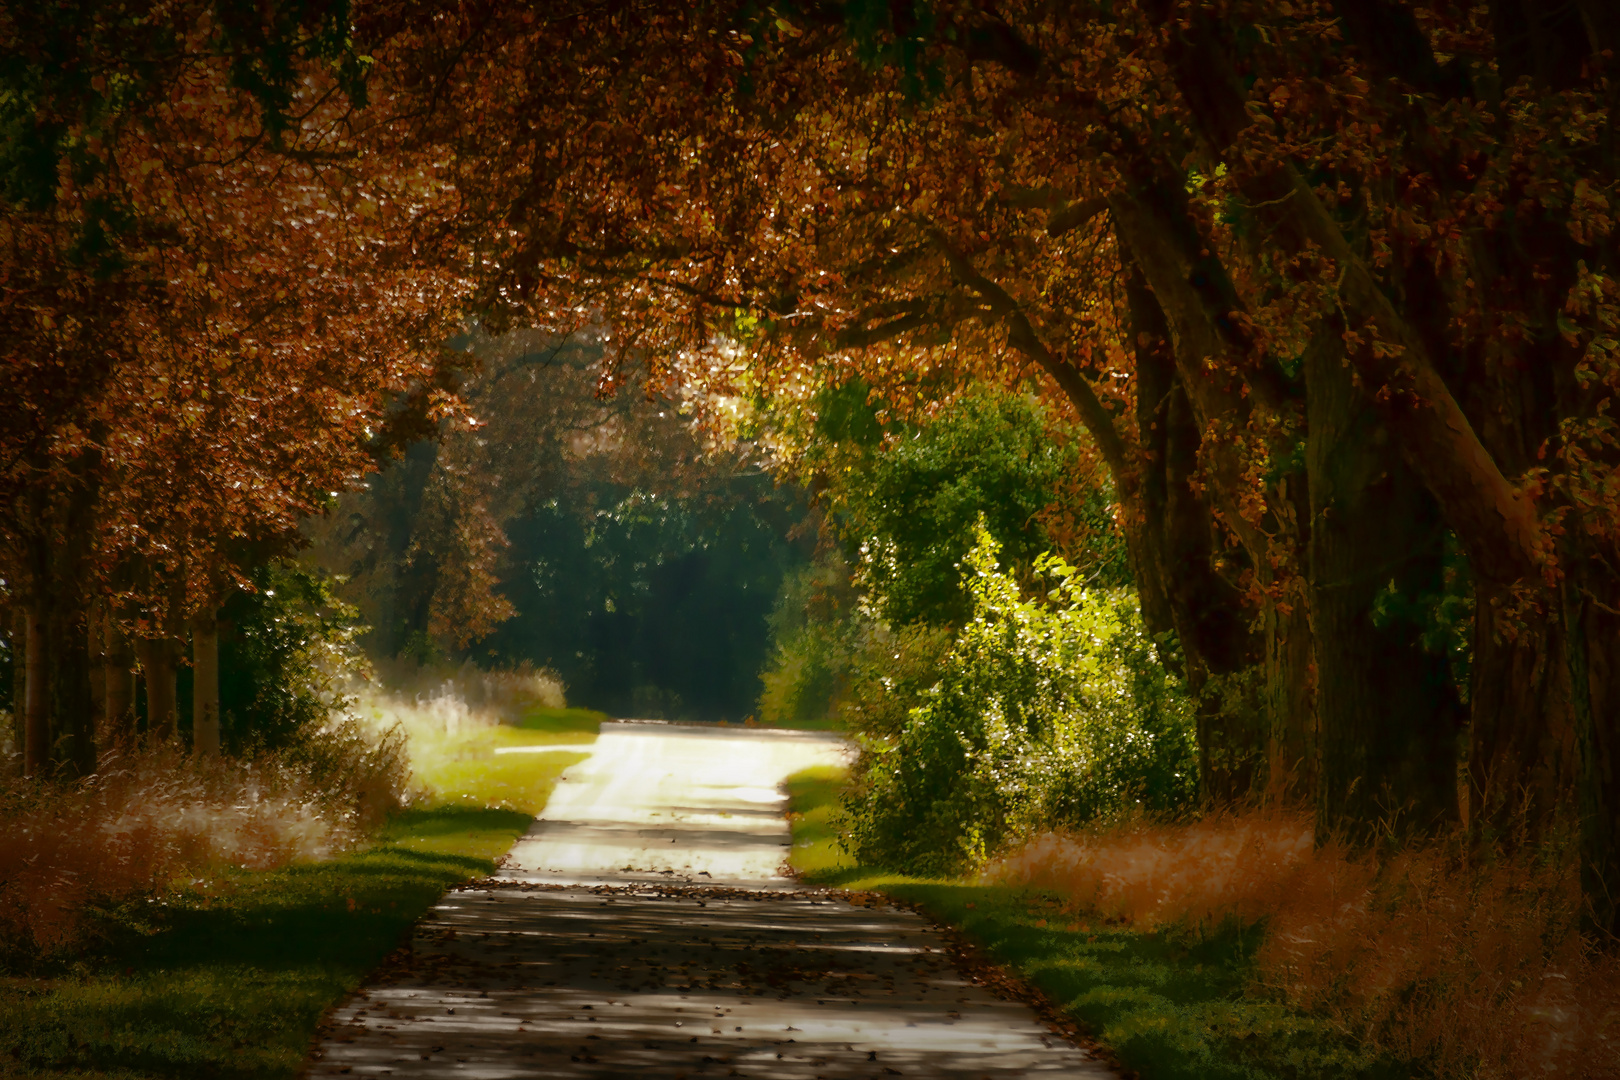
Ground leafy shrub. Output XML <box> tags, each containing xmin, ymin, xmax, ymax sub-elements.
<box><xmin>830</xmin><ymin>387</ymin><xmax>1082</xmax><ymax>626</ymax></box>
<box><xmin>758</xmin><ymin>552</ymin><xmax>952</xmax><ymax>732</ymax></box>
<box><xmin>836</xmin><ymin>619</ymin><xmax>954</xmax><ymax>739</ymax></box>
<box><xmin>220</xmin><ymin>560</ymin><xmax>367</xmax><ymax>754</ymax></box>
<box><xmin>848</xmin><ymin>527</ymin><xmax>1196</xmax><ymax>874</ymax></box>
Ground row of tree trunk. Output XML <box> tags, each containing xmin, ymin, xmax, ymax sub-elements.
<box><xmin>1034</xmin><ymin>1</ymin><xmax>1620</xmax><ymax>933</ymax></box>
<box><xmin>15</xmin><ymin>599</ymin><xmax>221</xmax><ymax>777</ymax></box>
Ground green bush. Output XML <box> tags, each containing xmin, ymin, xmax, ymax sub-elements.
<box><xmin>758</xmin><ymin>559</ymin><xmax>855</xmax><ymax>727</ymax></box>
<box><xmin>220</xmin><ymin>560</ymin><xmax>365</xmax><ymax>754</ymax></box>
<box><xmin>848</xmin><ymin>527</ymin><xmax>1197</xmax><ymax>875</ymax></box>
<box><xmin>833</xmin><ymin>387</ymin><xmax>1079</xmax><ymax>627</ymax></box>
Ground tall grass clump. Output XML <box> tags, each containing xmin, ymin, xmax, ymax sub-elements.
<box><xmin>991</xmin><ymin>815</ymin><xmax>1620</xmax><ymax>1079</ymax></box>
<box><xmin>360</xmin><ymin>657</ymin><xmax>566</xmax><ymax>736</ymax></box>
<box><xmin>847</xmin><ymin>527</ymin><xmax>1196</xmax><ymax>875</ymax></box>
<box><xmin>0</xmin><ymin>718</ymin><xmax>409</xmax><ymax>964</ymax></box>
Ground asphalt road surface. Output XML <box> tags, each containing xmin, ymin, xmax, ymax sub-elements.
<box><xmin>308</xmin><ymin>721</ymin><xmax>1116</xmax><ymax>1079</ymax></box>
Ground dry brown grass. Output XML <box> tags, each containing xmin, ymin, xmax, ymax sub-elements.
<box><xmin>0</xmin><ymin>719</ymin><xmax>409</xmax><ymax>962</ymax></box>
<box><xmin>359</xmin><ymin>659</ymin><xmax>566</xmax><ymax>736</ymax></box>
<box><xmin>990</xmin><ymin>812</ymin><xmax>1620</xmax><ymax>1079</ymax></box>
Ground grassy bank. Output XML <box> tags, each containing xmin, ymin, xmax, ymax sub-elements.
<box><xmin>0</xmin><ymin>710</ymin><xmax>595</xmax><ymax>1079</ymax></box>
<box><xmin>784</xmin><ymin>766</ymin><xmax>1394</xmax><ymax>1080</ymax></box>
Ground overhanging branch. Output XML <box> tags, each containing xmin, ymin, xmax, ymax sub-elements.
<box><xmin>925</xmin><ymin>230</ymin><xmax>1131</xmax><ymax>485</ymax></box>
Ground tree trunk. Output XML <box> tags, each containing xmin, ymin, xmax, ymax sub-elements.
<box><xmin>1464</xmin><ymin>573</ymin><xmax>1620</xmax><ymax>936</ymax></box>
<box><xmin>190</xmin><ymin>609</ymin><xmax>220</xmax><ymax>757</ymax></box>
<box><xmin>136</xmin><ymin>636</ymin><xmax>178</xmax><ymax>742</ymax></box>
<box><xmin>22</xmin><ymin>600</ymin><xmax>48</xmax><ymax>777</ymax></box>
<box><xmin>1307</xmin><ymin>332</ymin><xmax>1463</xmax><ymax>838</ymax></box>
<box><xmin>1264</xmin><ymin>574</ymin><xmax>1316</xmax><ymax>801</ymax></box>
<box><xmin>103</xmin><ymin>611</ymin><xmax>137</xmax><ymax>748</ymax></box>
<box><xmin>48</xmin><ymin>601</ymin><xmax>95</xmax><ymax>775</ymax></box>
<box><xmin>1123</xmin><ymin>259</ymin><xmax>1267</xmax><ymax>802</ymax></box>
<box><xmin>88</xmin><ymin>601</ymin><xmax>107</xmax><ymax>755</ymax></box>
<box><xmin>1571</xmin><ymin>574</ymin><xmax>1620</xmax><ymax>936</ymax></box>
<box><xmin>7</xmin><ymin>609</ymin><xmax>20</xmax><ymax>768</ymax></box>
<box><xmin>1468</xmin><ymin>586</ymin><xmax>1582</xmax><ymax>837</ymax></box>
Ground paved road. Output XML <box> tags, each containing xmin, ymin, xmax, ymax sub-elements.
<box><xmin>308</xmin><ymin>722</ymin><xmax>1115</xmax><ymax>1079</ymax></box>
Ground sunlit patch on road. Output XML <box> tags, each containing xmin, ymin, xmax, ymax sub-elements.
<box><xmin>308</xmin><ymin>723</ymin><xmax>1114</xmax><ymax>1078</ymax></box>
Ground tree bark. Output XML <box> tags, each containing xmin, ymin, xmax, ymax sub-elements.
<box><xmin>22</xmin><ymin>600</ymin><xmax>48</xmax><ymax>777</ymax></box>
<box><xmin>1263</xmin><ymin>552</ymin><xmax>1316</xmax><ymax>801</ymax></box>
<box><xmin>190</xmin><ymin>609</ymin><xmax>221</xmax><ymax>756</ymax></box>
<box><xmin>88</xmin><ymin>601</ymin><xmax>106</xmax><ymax>750</ymax></box>
<box><xmin>1570</xmin><ymin>576</ymin><xmax>1620</xmax><ymax>935</ymax></box>
<box><xmin>1123</xmin><ymin>261</ymin><xmax>1267</xmax><ymax>800</ymax></box>
<box><xmin>1463</xmin><ymin>577</ymin><xmax>1620</xmax><ymax>937</ymax></box>
<box><xmin>1468</xmin><ymin>589</ymin><xmax>1582</xmax><ymax>835</ymax></box>
<box><xmin>1307</xmin><ymin>331</ymin><xmax>1462</xmax><ymax>837</ymax></box>
<box><xmin>1113</xmin><ymin>186</ymin><xmax>1317</xmax><ymax>802</ymax></box>
<box><xmin>48</xmin><ymin>601</ymin><xmax>95</xmax><ymax>775</ymax></box>
<box><xmin>103</xmin><ymin>610</ymin><xmax>137</xmax><ymax>749</ymax></box>
<box><xmin>136</xmin><ymin>636</ymin><xmax>178</xmax><ymax>742</ymax></box>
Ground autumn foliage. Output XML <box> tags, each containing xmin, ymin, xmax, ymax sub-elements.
<box><xmin>6</xmin><ymin>1</ymin><xmax>1620</xmax><ymax>1072</ymax></box>
<box><xmin>2</xmin><ymin>0</ymin><xmax>462</xmax><ymax>774</ymax></box>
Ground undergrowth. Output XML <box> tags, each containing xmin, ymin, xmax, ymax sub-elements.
<box><xmin>993</xmin><ymin>816</ymin><xmax>1620</xmax><ymax>1079</ymax></box>
<box><xmin>786</xmin><ymin>765</ymin><xmax>1620</xmax><ymax>1080</ymax></box>
<box><xmin>0</xmin><ymin>805</ymin><xmax>529</xmax><ymax>1079</ymax></box>
<box><xmin>0</xmin><ymin>722</ymin><xmax>408</xmax><ymax>965</ymax></box>
<box><xmin>0</xmin><ymin>700</ymin><xmax>590</xmax><ymax>1078</ymax></box>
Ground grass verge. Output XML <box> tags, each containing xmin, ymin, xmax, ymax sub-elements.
<box><xmin>784</xmin><ymin>766</ymin><xmax>1398</xmax><ymax>1080</ymax></box>
<box><xmin>0</xmin><ymin>707</ymin><xmax>592</xmax><ymax>1079</ymax></box>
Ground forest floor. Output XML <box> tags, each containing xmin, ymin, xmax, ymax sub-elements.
<box><xmin>306</xmin><ymin>721</ymin><xmax>1118</xmax><ymax>1078</ymax></box>
<box><xmin>783</xmin><ymin>769</ymin><xmax>1399</xmax><ymax>1080</ymax></box>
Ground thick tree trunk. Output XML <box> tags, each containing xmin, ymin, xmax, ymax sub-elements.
<box><xmin>1571</xmin><ymin>575</ymin><xmax>1620</xmax><ymax>936</ymax></box>
<box><xmin>47</xmin><ymin>601</ymin><xmax>95</xmax><ymax>775</ymax></box>
<box><xmin>1123</xmin><ymin>260</ymin><xmax>1267</xmax><ymax>801</ymax></box>
<box><xmin>88</xmin><ymin>601</ymin><xmax>107</xmax><ymax>756</ymax></box>
<box><xmin>1264</xmin><ymin>575</ymin><xmax>1316</xmax><ymax>801</ymax></box>
<box><xmin>1465</xmin><ymin>573</ymin><xmax>1620</xmax><ymax>936</ymax></box>
<box><xmin>190</xmin><ymin>610</ymin><xmax>220</xmax><ymax>757</ymax></box>
<box><xmin>1125</xmin><ymin>263</ymin><xmax>1188</xmax><ymax>645</ymax></box>
<box><xmin>103</xmin><ymin>611</ymin><xmax>137</xmax><ymax>748</ymax></box>
<box><xmin>1307</xmin><ymin>333</ymin><xmax>1462</xmax><ymax>838</ymax></box>
<box><xmin>136</xmin><ymin>636</ymin><xmax>178</xmax><ymax>742</ymax></box>
<box><xmin>1468</xmin><ymin>586</ymin><xmax>1582</xmax><ymax>836</ymax></box>
<box><xmin>7</xmin><ymin>609</ymin><xmax>20</xmax><ymax>767</ymax></box>
<box><xmin>22</xmin><ymin>600</ymin><xmax>49</xmax><ymax>777</ymax></box>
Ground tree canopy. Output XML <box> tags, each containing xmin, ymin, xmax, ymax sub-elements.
<box><xmin>6</xmin><ymin>0</ymin><xmax>1620</xmax><ymax>928</ymax></box>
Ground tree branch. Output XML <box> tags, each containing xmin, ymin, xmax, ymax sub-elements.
<box><xmin>1046</xmin><ymin>197</ymin><xmax>1108</xmax><ymax>238</ymax></box>
<box><xmin>925</xmin><ymin>230</ymin><xmax>1130</xmax><ymax>485</ymax></box>
<box><xmin>1155</xmin><ymin>12</ymin><xmax>1549</xmax><ymax>583</ymax></box>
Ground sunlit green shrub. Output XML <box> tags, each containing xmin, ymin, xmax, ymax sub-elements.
<box><xmin>848</xmin><ymin>527</ymin><xmax>1196</xmax><ymax>874</ymax></box>
<box><xmin>758</xmin><ymin>555</ymin><xmax>954</xmax><ymax>732</ymax></box>
<box><xmin>220</xmin><ymin>560</ymin><xmax>366</xmax><ymax>754</ymax></box>
<box><xmin>831</xmin><ymin>387</ymin><xmax>1086</xmax><ymax>626</ymax></box>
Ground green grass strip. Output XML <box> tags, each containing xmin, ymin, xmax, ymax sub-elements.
<box><xmin>1</xmin><ymin>708</ymin><xmax>591</xmax><ymax>1079</ymax></box>
<box><xmin>784</xmin><ymin>766</ymin><xmax>1402</xmax><ymax>1080</ymax></box>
